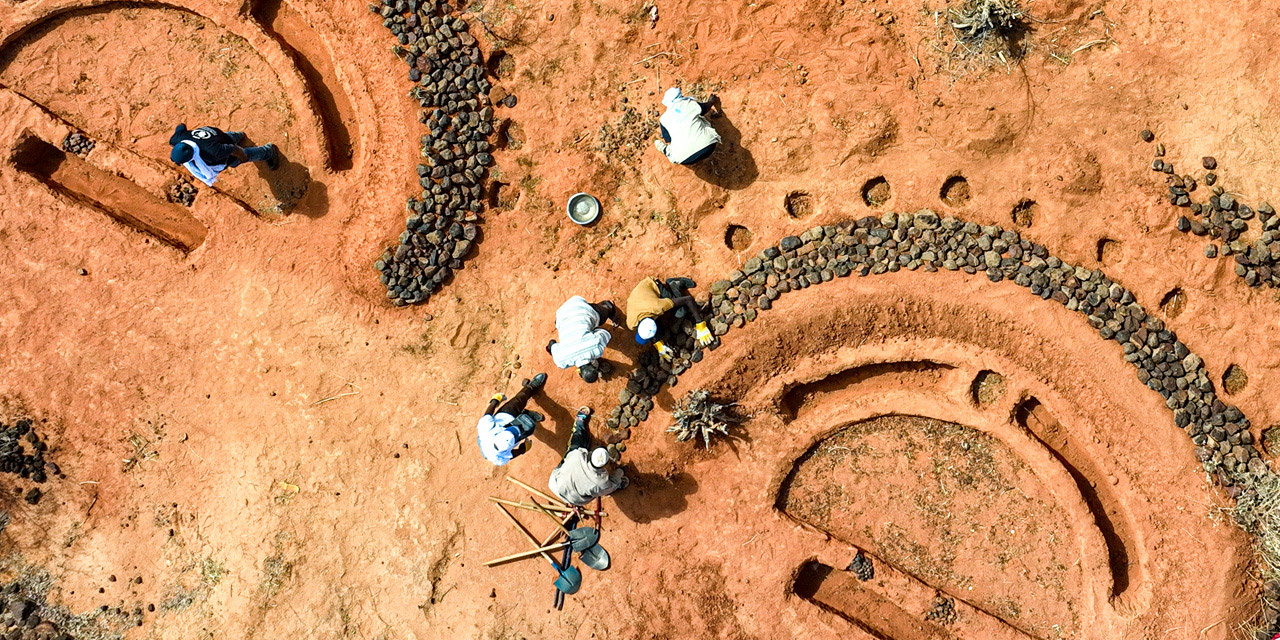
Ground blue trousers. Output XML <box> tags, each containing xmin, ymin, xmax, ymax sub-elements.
<box><xmin>224</xmin><ymin>131</ymin><xmax>274</xmax><ymax>167</ymax></box>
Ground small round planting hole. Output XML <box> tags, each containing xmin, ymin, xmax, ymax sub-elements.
<box><xmin>1011</xmin><ymin>199</ymin><xmax>1037</xmax><ymax>227</ymax></box>
<box><xmin>487</xmin><ymin>50</ymin><xmax>515</xmax><ymax>80</ymax></box>
<box><xmin>1096</xmin><ymin>238</ymin><xmax>1121</xmax><ymax>265</ymax></box>
<box><xmin>940</xmin><ymin>175</ymin><xmax>971</xmax><ymax>207</ymax></box>
<box><xmin>861</xmin><ymin>177</ymin><xmax>891</xmax><ymax>207</ymax></box>
<box><xmin>785</xmin><ymin>191</ymin><xmax>814</xmax><ymax>218</ymax></box>
<box><xmin>497</xmin><ymin>119</ymin><xmax>523</xmax><ymax>150</ymax></box>
<box><xmin>1263</xmin><ymin>425</ymin><xmax>1280</xmax><ymax>457</ymax></box>
<box><xmin>1223</xmin><ymin>364</ymin><xmax>1248</xmax><ymax>395</ymax></box>
<box><xmin>1159</xmin><ymin>287</ymin><xmax>1186</xmax><ymax>319</ymax></box>
<box><xmin>725</xmin><ymin>224</ymin><xmax>753</xmax><ymax>252</ymax></box>
<box><xmin>971</xmin><ymin>370</ymin><xmax>1005</xmax><ymax>406</ymax></box>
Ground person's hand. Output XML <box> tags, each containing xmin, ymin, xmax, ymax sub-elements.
<box><xmin>695</xmin><ymin>322</ymin><xmax>713</xmax><ymax>347</ymax></box>
<box><xmin>491</xmin><ymin>393</ymin><xmax>505</xmax><ymax>402</ymax></box>
<box><xmin>654</xmin><ymin>341</ymin><xmax>674</xmax><ymax>361</ymax></box>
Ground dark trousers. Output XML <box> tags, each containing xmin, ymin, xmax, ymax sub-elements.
<box><xmin>228</xmin><ymin>145</ymin><xmax>275</xmax><ymax>167</ymax></box>
<box><xmin>588</xmin><ymin>300</ymin><xmax>617</xmax><ymax>326</ymax></box>
<box><xmin>498</xmin><ymin>385</ymin><xmax>536</xmax><ymax>417</ymax></box>
<box><xmin>555</xmin><ymin>412</ymin><xmax>592</xmax><ymax>471</ymax></box>
<box><xmin>222</xmin><ymin>131</ymin><xmax>274</xmax><ymax>167</ymax></box>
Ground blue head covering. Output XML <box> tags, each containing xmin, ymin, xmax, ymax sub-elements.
<box><xmin>170</xmin><ymin>143</ymin><xmax>194</xmax><ymax>165</ymax></box>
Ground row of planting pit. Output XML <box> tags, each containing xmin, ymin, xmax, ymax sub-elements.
<box><xmin>728</xmin><ymin>177</ymin><xmax>1045</xmax><ymax>254</ymax></box>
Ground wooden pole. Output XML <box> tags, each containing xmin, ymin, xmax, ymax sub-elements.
<box><xmin>505</xmin><ymin>476</ymin><xmax>570</xmax><ymax>508</ymax></box>
<box><xmin>488</xmin><ymin>496</ymin><xmax>571</xmax><ymax>513</ymax></box>
<box><xmin>484</xmin><ymin>542</ymin><xmax>570</xmax><ymax>567</ymax></box>
<box><xmin>531</xmin><ymin>495</ymin><xmax>573</xmax><ymax>536</ymax></box>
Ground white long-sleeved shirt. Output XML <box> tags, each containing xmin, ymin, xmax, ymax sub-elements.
<box><xmin>658</xmin><ymin>88</ymin><xmax>721</xmax><ymax>164</ymax></box>
<box><xmin>549</xmin><ymin>449</ymin><xmax>625</xmax><ymax>505</ymax></box>
<box><xmin>549</xmin><ymin>296</ymin><xmax>611</xmax><ymax>369</ymax></box>
<box><xmin>476</xmin><ymin>412</ymin><xmax>520</xmax><ymax>466</ymax></box>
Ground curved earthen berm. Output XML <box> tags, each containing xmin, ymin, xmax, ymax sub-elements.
<box><xmin>600</xmin><ymin>210</ymin><xmax>1277</xmax><ymax>632</ymax></box>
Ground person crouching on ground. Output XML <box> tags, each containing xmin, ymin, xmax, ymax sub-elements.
<box><xmin>169</xmin><ymin>123</ymin><xmax>279</xmax><ymax>187</ymax></box>
<box><xmin>625</xmin><ymin>276</ymin><xmax>714</xmax><ymax>361</ymax></box>
<box><xmin>654</xmin><ymin>87</ymin><xmax>722</xmax><ymax>166</ymax></box>
<box><xmin>548</xmin><ymin>407</ymin><xmax>627</xmax><ymax>506</ymax></box>
<box><xmin>546</xmin><ymin>296</ymin><xmax>619</xmax><ymax>383</ymax></box>
<box><xmin>476</xmin><ymin>373</ymin><xmax>547</xmax><ymax>466</ymax></box>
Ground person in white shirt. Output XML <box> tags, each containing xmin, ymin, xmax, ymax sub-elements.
<box><xmin>545</xmin><ymin>297</ymin><xmax>618</xmax><ymax>383</ymax></box>
<box><xmin>548</xmin><ymin>408</ymin><xmax>628</xmax><ymax>506</ymax></box>
<box><xmin>654</xmin><ymin>87</ymin><xmax>722</xmax><ymax>166</ymax></box>
<box><xmin>476</xmin><ymin>373</ymin><xmax>546</xmax><ymax>466</ymax></box>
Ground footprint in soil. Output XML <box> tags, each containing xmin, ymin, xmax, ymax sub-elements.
<box><xmin>611</xmin><ymin>469</ymin><xmax>698</xmax><ymax>523</ymax></box>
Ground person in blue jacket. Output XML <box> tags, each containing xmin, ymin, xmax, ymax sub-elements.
<box><xmin>169</xmin><ymin>123</ymin><xmax>279</xmax><ymax>186</ymax></box>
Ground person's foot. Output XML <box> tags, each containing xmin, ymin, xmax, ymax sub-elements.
<box><xmin>525</xmin><ymin>372</ymin><xmax>547</xmax><ymax>390</ymax></box>
<box><xmin>654</xmin><ymin>140</ymin><xmax>668</xmax><ymax>154</ymax></box>
<box><xmin>525</xmin><ymin>410</ymin><xmax>544</xmax><ymax>422</ymax></box>
<box><xmin>264</xmin><ymin>143</ymin><xmax>280</xmax><ymax>170</ymax></box>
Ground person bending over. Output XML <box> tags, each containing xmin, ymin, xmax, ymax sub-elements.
<box><xmin>625</xmin><ymin>276</ymin><xmax>713</xmax><ymax>360</ymax></box>
<box><xmin>548</xmin><ymin>408</ymin><xmax>627</xmax><ymax>506</ymax></box>
<box><xmin>546</xmin><ymin>296</ymin><xmax>619</xmax><ymax>383</ymax></box>
<box><xmin>654</xmin><ymin>87</ymin><xmax>721</xmax><ymax>166</ymax></box>
<box><xmin>169</xmin><ymin>123</ymin><xmax>279</xmax><ymax>186</ymax></box>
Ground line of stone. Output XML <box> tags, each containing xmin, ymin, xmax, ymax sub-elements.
<box><xmin>605</xmin><ymin>210</ymin><xmax>1263</xmax><ymax>493</ymax></box>
<box><xmin>370</xmin><ymin>0</ymin><xmax>497</xmax><ymax>306</ymax></box>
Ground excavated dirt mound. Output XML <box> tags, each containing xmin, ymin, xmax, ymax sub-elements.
<box><xmin>2</xmin><ymin>0</ymin><xmax>1280</xmax><ymax>638</ymax></box>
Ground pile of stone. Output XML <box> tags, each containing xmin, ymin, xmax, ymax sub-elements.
<box><xmin>1</xmin><ymin>419</ymin><xmax>60</xmax><ymax>506</ymax></box>
<box><xmin>369</xmin><ymin>0</ymin><xmax>496</xmax><ymax>307</ymax></box>
<box><xmin>1144</xmin><ymin>131</ymin><xmax>1280</xmax><ymax>289</ymax></box>
<box><xmin>60</xmin><ymin>133</ymin><xmax>94</xmax><ymax>157</ymax></box>
<box><xmin>165</xmin><ymin>180</ymin><xmax>198</xmax><ymax>207</ymax></box>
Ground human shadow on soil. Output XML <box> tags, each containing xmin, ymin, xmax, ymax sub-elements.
<box><xmin>252</xmin><ymin>148</ymin><xmax>329</xmax><ymax>218</ymax></box>
<box><xmin>531</xmin><ymin>394</ymin><xmax>577</xmax><ymax>453</ymax></box>
<box><xmin>692</xmin><ymin>112</ymin><xmax>757</xmax><ymax>190</ymax></box>
<box><xmin>612</xmin><ymin>468</ymin><xmax>698</xmax><ymax>523</ymax></box>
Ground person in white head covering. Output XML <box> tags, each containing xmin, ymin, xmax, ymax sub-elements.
<box><xmin>548</xmin><ymin>407</ymin><xmax>628</xmax><ymax>506</ymax></box>
<box><xmin>655</xmin><ymin>87</ymin><xmax>722</xmax><ymax>165</ymax></box>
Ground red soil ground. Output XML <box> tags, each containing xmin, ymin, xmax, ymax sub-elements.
<box><xmin>1</xmin><ymin>0</ymin><xmax>1279</xmax><ymax>638</ymax></box>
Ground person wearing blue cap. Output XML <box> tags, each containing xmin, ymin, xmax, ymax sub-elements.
<box><xmin>625</xmin><ymin>276</ymin><xmax>713</xmax><ymax>360</ymax></box>
<box><xmin>168</xmin><ymin>123</ymin><xmax>279</xmax><ymax>187</ymax></box>
<box><xmin>654</xmin><ymin>87</ymin><xmax>721</xmax><ymax>165</ymax></box>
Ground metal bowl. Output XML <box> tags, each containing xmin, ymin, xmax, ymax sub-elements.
<box><xmin>567</xmin><ymin>193</ymin><xmax>601</xmax><ymax>225</ymax></box>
